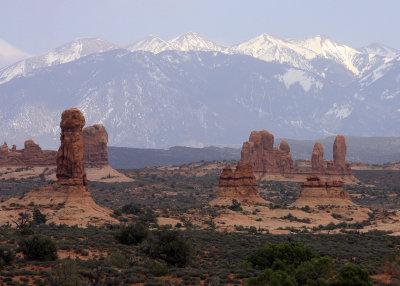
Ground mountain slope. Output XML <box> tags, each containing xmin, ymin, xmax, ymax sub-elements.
<box><xmin>0</xmin><ymin>38</ymin><xmax>119</xmax><ymax>84</ymax></box>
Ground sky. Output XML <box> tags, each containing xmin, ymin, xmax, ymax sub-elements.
<box><xmin>1</xmin><ymin>0</ymin><xmax>400</xmax><ymax>55</ymax></box>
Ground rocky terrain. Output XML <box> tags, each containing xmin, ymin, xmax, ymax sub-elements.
<box><xmin>0</xmin><ymin>108</ymin><xmax>117</xmax><ymax>226</ymax></box>
<box><xmin>210</xmin><ymin>162</ymin><xmax>268</xmax><ymax>206</ymax></box>
<box><xmin>0</xmin><ymin>140</ymin><xmax>56</xmax><ymax>166</ymax></box>
<box><xmin>0</xmin><ymin>123</ymin><xmax>132</xmax><ymax>183</ymax></box>
<box><xmin>241</xmin><ymin>130</ymin><xmax>358</xmax><ymax>183</ymax></box>
<box><xmin>293</xmin><ymin>175</ymin><xmax>354</xmax><ymax>206</ymax></box>
<box><xmin>241</xmin><ymin>130</ymin><xmax>295</xmax><ymax>177</ymax></box>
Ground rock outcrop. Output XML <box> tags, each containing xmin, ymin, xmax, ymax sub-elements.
<box><xmin>210</xmin><ymin>162</ymin><xmax>268</xmax><ymax>206</ymax></box>
<box><xmin>241</xmin><ymin>130</ymin><xmax>295</xmax><ymax>179</ymax></box>
<box><xmin>311</xmin><ymin>142</ymin><xmax>325</xmax><ymax>171</ymax></box>
<box><xmin>0</xmin><ymin>108</ymin><xmax>117</xmax><ymax>227</ymax></box>
<box><xmin>56</xmin><ymin>108</ymin><xmax>88</xmax><ymax>186</ymax></box>
<box><xmin>293</xmin><ymin>175</ymin><xmax>354</xmax><ymax>206</ymax></box>
<box><xmin>0</xmin><ymin>124</ymin><xmax>110</xmax><ymax>168</ymax></box>
<box><xmin>311</xmin><ymin>135</ymin><xmax>352</xmax><ymax>176</ymax></box>
<box><xmin>0</xmin><ymin>140</ymin><xmax>56</xmax><ymax>166</ymax></box>
<box><xmin>83</xmin><ymin>124</ymin><xmax>109</xmax><ymax>167</ymax></box>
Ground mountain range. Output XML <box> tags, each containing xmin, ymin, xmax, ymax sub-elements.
<box><xmin>0</xmin><ymin>32</ymin><xmax>399</xmax><ymax>149</ymax></box>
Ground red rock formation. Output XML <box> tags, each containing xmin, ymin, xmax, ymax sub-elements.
<box><xmin>311</xmin><ymin>142</ymin><xmax>325</xmax><ymax>171</ymax></box>
<box><xmin>83</xmin><ymin>124</ymin><xmax>109</xmax><ymax>166</ymax></box>
<box><xmin>0</xmin><ymin>108</ymin><xmax>117</xmax><ymax>227</ymax></box>
<box><xmin>56</xmin><ymin>108</ymin><xmax>88</xmax><ymax>187</ymax></box>
<box><xmin>210</xmin><ymin>162</ymin><xmax>267</xmax><ymax>205</ymax></box>
<box><xmin>0</xmin><ymin>140</ymin><xmax>56</xmax><ymax>167</ymax></box>
<box><xmin>311</xmin><ymin>135</ymin><xmax>352</xmax><ymax>176</ymax></box>
<box><xmin>333</xmin><ymin>134</ymin><xmax>347</xmax><ymax>170</ymax></box>
<box><xmin>241</xmin><ymin>130</ymin><xmax>295</xmax><ymax>178</ymax></box>
<box><xmin>294</xmin><ymin>175</ymin><xmax>353</xmax><ymax>206</ymax></box>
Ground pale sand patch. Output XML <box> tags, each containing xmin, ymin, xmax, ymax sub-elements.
<box><xmin>158</xmin><ymin>217</ymin><xmax>181</xmax><ymax>227</ymax></box>
<box><xmin>85</xmin><ymin>165</ymin><xmax>134</xmax><ymax>182</ymax></box>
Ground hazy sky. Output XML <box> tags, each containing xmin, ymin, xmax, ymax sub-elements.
<box><xmin>2</xmin><ymin>0</ymin><xmax>400</xmax><ymax>55</ymax></box>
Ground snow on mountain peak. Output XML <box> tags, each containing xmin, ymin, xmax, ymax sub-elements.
<box><xmin>169</xmin><ymin>31</ymin><xmax>225</xmax><ymax>51</ymax></box>
<box><xmin>0</xmin><ymin>37</ymin><xmax>119</xmax><ymax>84</ymax></box>
<box><xmin>359</xmin><ymin>43</ymin><xmax>400</xmax><ymax>58</ymax></box>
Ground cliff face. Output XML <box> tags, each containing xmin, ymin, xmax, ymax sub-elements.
<box><xmin>210</xmin><ymin>162</ymin><xmax>268</xmax><ymax>206</ymax></box>
<box><xmin>241</xmin><ymin>130</ymin><xmax>295</xmax><ymax>177</ymax></box>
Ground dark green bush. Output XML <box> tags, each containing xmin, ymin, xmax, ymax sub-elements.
<box><xmin>145</xmin><ymin>230</ymin><xmax>191</xmax><ymax>267</ymax></box>
<box><xmin>148</xmin><ymin>261</ymin><xmax>168</xmax><ymax>276</ymax></box>
<box><xmin>229</xmin><ymin>199</ymin><xmax>243</xmax><ymax>211</ymax></box>
<box><xmin>0</xmin><ymin>247</ymin><xmax>15</xmax><ymax>269</ymax></box>
<box><xmin>18</xmin><ymin>235</ymin><xmax>58</xmax><ymax>261</ymax></box>
<box><xmin>248</xmin><ymin>242</ymin><xmax>315</xmax><ymax>269</ymax></box>
<box><xmin>33</xmin><ymin>208</ymin><xmax>47</xmax><ymax>225</ymax></box>
<box><xmin>330</xmin><ymin>263</ymin><xmax>372</xmax><ymax>286</ymax></box>
<box><xmin>115</xmin><ymin>222</ymin><xmax>149</xmax><ymax>245</ymax></box>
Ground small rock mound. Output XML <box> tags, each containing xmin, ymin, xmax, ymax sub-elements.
<box><xmin>210</xmin><ymin>162</ymin><xmax>268</xmax><ymax>206</ymax></box>
<box><xmin>293</xmin><ymin>175</ymin><xmax>354</xmax><ymax>207</ymax></box>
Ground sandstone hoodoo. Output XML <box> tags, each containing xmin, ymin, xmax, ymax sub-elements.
<box><xmin>0</xmin><ymin>108</ymin><xmax>117</xmax><ymax>227</ymax></box>
<box><xmin>311</xmin><ymin>142</ymin><xmax>325</xmax><ymax>171</ymax></box>
<box><xmin>311</xmin><ymin>135</ymin><xmax>353</xmax><ymax>177</ymax></box>
<box><xmin>210</xmin><ymin>162</ymin><xmax>268</xmax><ymax>206</ymax></box>
<box><xmin>56</xmin><ymin>108</ymin><xmax>88</xmax><ymax>186</ymax></box>
<box><xmin>293</xmin><ymin>175</ymin><xmax>354</xmax><ymax>207</ymax></box>
<box><xmin>0</xmin><ymin>140</ymin><xmax>56</xmax><ymax>166</ymax></box>
<box><xmin>241</xmin><ymin>130</ymin><xmax>295</xmax><ymax>179</ymax></box>
<box><xmin>83</xmin><ymin>124</ymin><xmax>109</xmax><ymax>167</ymax></box>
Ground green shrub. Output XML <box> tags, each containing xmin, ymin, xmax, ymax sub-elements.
<box><xmin>32</xmin><ymin>209</ymin><xmax>47</xmax><ymax>224</ymax></box>
<box><xmin>18</xmin><ymin>235</ymin><xmax>58</xmax><ymax>261</ymax></box>
<box><xmin>148</xmin><ymin>261</ymin><xmax>168</xmax><ymax>276</ymax></box>
<box><xmin>115</xmin><ymin>222</ymin><xmax>149</xmax><ymax>245</ymax></box>
<box><xmin>248</xmin><ymin>242</ymin><xmax>315</xmax><ymax>270</ymax></box>
<box><xmin>48</xmin><ymin>258</ymin><xmax>85</xmax><ymax>286</ymax></box>
<box><xmin>0</xmin><ymin>248</ymin><xmax>15</xmax><ymax>269</ymax></box>
<box><xmin>145</xmin><ymin>230</ymin><xmax>191</xmax><ymax>267</ymax></box>
<box><xmin>20</xmin><ymin>226</ymin><xmax>34</xmax><ymax>235</ymax></box>
<box><xmin>229</xmin><ymin>199</ymin><xmax>243</xmax><ymax>211</ymax></box>
<box><xmin>330</xmin><ymin>263</ymin><xmax>372</xmax><ymax>286</ymax></box>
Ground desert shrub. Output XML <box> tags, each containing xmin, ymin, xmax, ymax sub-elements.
<box><xmin>330</xmin><ymin>263</ymin><xmax>372</xmax><ymax>286</ymax></box>
<box><xmin>0</xmin><ymin>247</ymin><xmax>15</xmax><ymax>269</ymax></box>
<box><xmin>144</xmin><ymin>230</ymin><xmax>191</xmax><ymax>267</ymax></box>
<box><xmin>48</xmin><ymin>258</ymin><xmax>85</xmax><ymax>286</ymax></box>
<box><xmin>33</xmin><ymin>208</ymin><xmax>47</xmax><ymax>224</ymax></box>
<box><xmin>121</xmin><ymin>203</ymin><xmax>142</xmax><ymax>215</ymax></box>
<box><xmin>248</xmin><ymin>242</ymin><xmax>315</xmax><ymax>269</ymax></box>
<box><xmin>148</xmin><ymin>261</ymin><xmax>168</xmax><ymax>276</ymax></box>
<box><xmin>295</xmin><ymin>256</ymin><xmax>334</xmax><ymax>285</ymax></box>
<box><xmin>229</xmin><ymin>199</ymin><xmax>243</xmax><ymax>211</ymax></box>
<box><xmin>18</xmin><ymin>235</ymin><xmax>58</xmax><ymax>261</ymax></box>
<box><xmin>20</xmin><ymin>226</ymin><xmax>34</xmax><ymax>235</ymax></box>
<box><xmin>115</xmin><ymin>222</ymin><xmax>149</xmax><ymax>245</ymax></box>
<box><xmin>246</xmin><ymin>269</ymin><xmax>296</xmax><ymax>286</ymax></box>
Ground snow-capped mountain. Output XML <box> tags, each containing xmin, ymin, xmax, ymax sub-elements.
<box><xmin>128</xmin><ymin>32</ymin><xmax>225</xmax><ymax>53</ymax></box>
<box><xmin>358</xmin><ymin>43</ymin><xmax>400</xmax><ymax>58</ymax></box>
<box><xmin>0</xmin><ymin>40</ymin><xmax>30</xmax><ymax>68</ymax></box>
<box><xmin>0</xmin><ymin>32</ymin><xmax>399</xmax><ymax>149</ymax></box>
<box><xmin>0</xmin><ymin>38</ymin><xmax>119</xmax><ymax>84</ymax></box>
<box><xmin>127</xmin><ymin>35</ymin><xmax>172</xmax><ymax>53</ymax></box>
